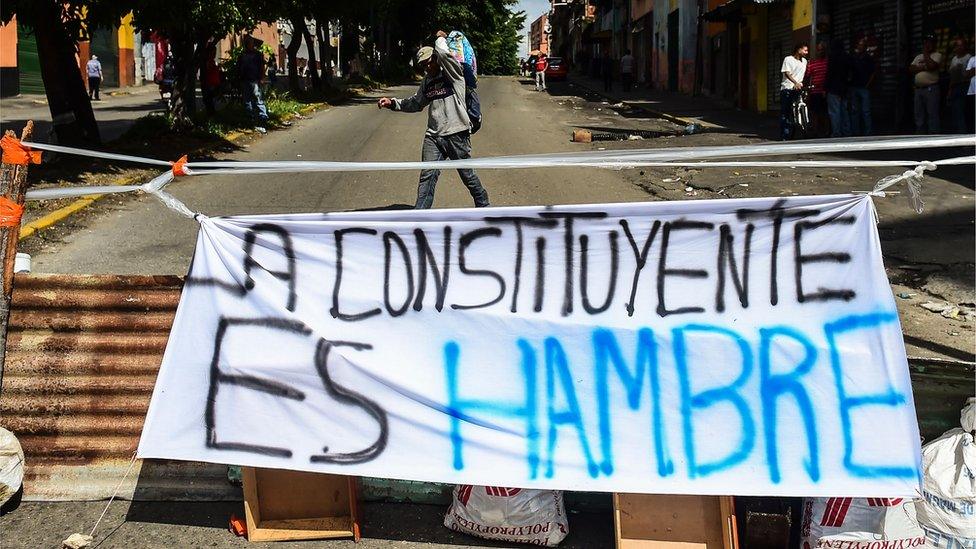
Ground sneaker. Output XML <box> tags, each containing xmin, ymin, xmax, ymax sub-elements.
<box><xmin>254</xmin><ymin>126</ymin><xmax>267</xmax><ymax>134</ymax></box>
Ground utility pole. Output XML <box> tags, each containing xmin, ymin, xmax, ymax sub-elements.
<box><xmin>0</xmin><ymin>121</ymin><xmax>34</xmax><ymax>394</ymax></box>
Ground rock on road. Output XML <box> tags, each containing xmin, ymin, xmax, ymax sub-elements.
<box><xmin>30</xmin><ymin>77</ymin><xmax>652</xmax><ymax>275</ymax></box>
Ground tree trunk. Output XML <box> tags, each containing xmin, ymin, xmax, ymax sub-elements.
<box><xmin>316</xmin><ymin>20</ymin><xmax>331</xmax><ymax>83</ymax></box>
<box><xmin>286</xmin><ymin>19</ymin><xmax>303</xmax><ymax>93</ymax></box>
<box><xmin>32</xmin><ymin>1</ymin><xmax>100</xmax><ymax>145</ymax></box>
<box><xmin>295</xmin><ymin>18</ymin><xmax>321</xmax><ymax>91</ymax></box>
<box><xmin>167</xmin><ymin>34</ymin><xmax>197</xmax><ymax>127</ymax></box>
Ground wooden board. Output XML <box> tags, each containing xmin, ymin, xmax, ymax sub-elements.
<box><xmin>614</xmin><ymin>494</ymin><xmax>737</xmax><ymax>549</ymax></box>
<box><xmin>242</xmin><ymin>467</ymin><xmax>360</xmax><ymax>542</ymax></box>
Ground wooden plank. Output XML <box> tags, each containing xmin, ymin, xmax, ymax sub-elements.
<box><xmin>242</xmin><ymin>467</ymin><xmax>357</xmax><ymax>542</ymax></box>
<box><xmin>614</xmin><ymin>493</ymin><xmax>736</xmax><ymax>549</ymax></box>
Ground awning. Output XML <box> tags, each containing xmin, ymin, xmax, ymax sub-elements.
<box><xmin>701</xmin><ymin>0</ymin><xmax>786</xmax><ymax>22</ymax></box>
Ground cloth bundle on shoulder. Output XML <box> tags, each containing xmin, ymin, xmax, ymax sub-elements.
<box><xmin>447</xmin><ymin>31</ymin><xmax>478</xmax><ymax>88</ymax></box>
<box><xmin>444</xmin><ymin>485</ymin><xmax>568</xmax><ymax>546</ymax></box>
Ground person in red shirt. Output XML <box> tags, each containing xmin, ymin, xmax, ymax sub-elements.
<box><xmin>804</xmin><ymin>41</ymin><xmax>830</xmax><ymax>137</ymax></box>
<box><xmin>535</xmin><ymin>54</ymin><xmax>549</xmax><ymax>91</ymax></box>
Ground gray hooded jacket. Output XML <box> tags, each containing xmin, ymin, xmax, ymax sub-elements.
<box><xmin>393</xmin><ymin>37</ymin><xmax>471</xmax><ymax>137</ymax></box>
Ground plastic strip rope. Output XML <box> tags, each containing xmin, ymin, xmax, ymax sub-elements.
<box><xmin>20</xmin><ymin>134</ymin><xmax>975</xmax><ymax>173</ymax></box>
<box><xmin>870</xmin><ymin>161</ymin><xmax>937</xmax><ymax>214</ymax></box>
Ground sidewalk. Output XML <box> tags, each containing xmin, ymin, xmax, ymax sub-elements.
<box><xmin>1</xmin><ymin>85</ymin><xmax>164</xmax><ymax>143</ymax></box>
<box><xmin>566</xmin><ymin>73</ymin><xmax>780</xmax><ymax>138</ymax></box>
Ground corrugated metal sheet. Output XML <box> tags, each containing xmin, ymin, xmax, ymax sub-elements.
<box><xmin>1</xmin><ymin>273</ymin><xmax>239</xmax><ymax>501</ymax></box>
<box><xmin>0</xmin><ymin>274</ymin><xmax>971</xmax><ymax>502</ymax></box>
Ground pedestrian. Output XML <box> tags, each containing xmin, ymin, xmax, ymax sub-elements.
<box><xmin>376</xmin><ymin>31</ymin><xmax>489</xmax><ymax>210</ymax></box>
<box><xmin>804</xmin><ymin>41</ymin><xmax>829</xmax><ymax>137</ymax></box>
<box><xmin>527</xmin><ymin>53</ymin><xmax>538</xmax><ymax>80</ymax></box>
<box><xmin>601</xmin><ymin>51</ymin><xmax>614</xmax><ymax>92</ymax></box>
<box><xmin>825</xmin><ymin>39</ymin><xmax>851</xmax><ymax>137</ymax></box>
<box><xmin>848</xmin><ymin>37</ymin><xmax>876</xmax><ymax>136</ymax></box>
<box><xmin>910</xmin><ymin>34</ymin><xmax>943</xmax><ymax>134</ymax></box>
<box><xmin>947</xmin><ymin>37</ymin><xmax>972</xmax><ymax>134</ymax></box>
<box><xmin>620</xmin><ymin>49</ymin><xmax>634</xmax><ymax>92</ymax></box>
<box><xmin>238</xmin><ymin>37</ymin><xmax>269</xmax><ymax>133</ymax></box>
<box><xmin>86</xmin><ymin>55</ymin><xmax>102</xmax><ymax>101</ymax></box>
<box><xmin>966</xmin><ymin>54</ymin><xmax>976</xmax><ymax>134</ymax></box>
<box><xmin>201</xmin><ymin>45</ymin><xmax>222</xmax><ymax>115</ymax></box>
<box><xmin>779</xmin><ymin>43</ymin><xmax>808</xmax><ymax>141</ymax></box>
<box><xmin>535</xmin><ymin>53</ymin><xmax>548</xmax><ymax>91</ymax></box>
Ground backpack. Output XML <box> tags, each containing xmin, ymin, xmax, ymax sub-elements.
<box><xmin>466</xmin><ymin>88</ymin><xmax>482</xmax><ymax>134</ymax></box>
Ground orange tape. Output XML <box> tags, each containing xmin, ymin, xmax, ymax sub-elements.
<box><xmin>0</xmin><ymin>135</ymin><xmax>42</xmax><ymax>165</ymax></box>
<box><xmin>171</xmin><ymin>155</ymin><xmax>189</xmax><ymax>177</ymax></box>
<box><xmin>0</xmin><ymin>196</ymin><xmax>24</xmax><ymax>228</ymax></box>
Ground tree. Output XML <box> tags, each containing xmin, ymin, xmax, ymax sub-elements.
<box><xmin>1</xmin><ymin>1</ymin><xmax>128</xmax><ymax>145</ymax></box>
<box><xmin>130</xmin><ymin>0</ymin><xmax>270</xmax><ymax>126</ymax></box>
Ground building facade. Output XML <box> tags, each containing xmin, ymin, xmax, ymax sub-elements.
<box><xmin>531</xmin><ymin>14</ymin><xmax>551</xmax><ymax>55</ymax></box>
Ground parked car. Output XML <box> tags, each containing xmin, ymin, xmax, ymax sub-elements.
<box><xmin>545</xmin><ymin>57</ymin><xmax>568</xmax><ymax>81</ymax></box>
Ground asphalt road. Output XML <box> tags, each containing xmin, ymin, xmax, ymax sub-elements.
<box><xmin>30</xmin><ymin>77</ymin><xmax>656</xmax><ymax>274</ymax></box>
<box><xmin>0</xmin><ymin>85</ymin><xmax>165</xmax><ymax>144</ymax></box>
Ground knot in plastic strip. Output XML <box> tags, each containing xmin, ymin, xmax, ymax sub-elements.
<box><xmin>1</xmin><ymin>135</ymin><xmax>42</xmax><ymax>165</ymax></box>
<box><xmin>171</xmin><ymin>155</ymin><xmax>189</xmax><ymax>177</ymax></box>
<box><xmin>0</xmin><ymin>196</ymin><xmax>25</xmax><ymax>227</ymax></box>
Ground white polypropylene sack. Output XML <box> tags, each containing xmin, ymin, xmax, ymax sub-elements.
<box><xmin>0</xmin><ymin>427</ymin><xmax>24</xmax><ymax>506</ymax></box>
<box><xmin>444</xmin><ymin>485</ymin><xmax>568</xmax><ymax>546</ymax></box>
<box><xmin>800</xmin><ymin>497</ymin><xmax>924</xmax><ymax>548</ymax></box>
<box><xmin>913</xmin><ymin>398</ymin><xmax>976</xmax><ymax>545</ymax></box>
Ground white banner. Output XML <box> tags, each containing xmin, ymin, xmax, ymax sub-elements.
<box><xmin>138</xmin><ymin>194</ymin><xmax>922</xmax><ymax>496</ymax></box>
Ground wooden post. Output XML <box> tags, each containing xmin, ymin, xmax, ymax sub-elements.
<box><xmin>0</xmin><ymin>121</ymin><xmax>34</xmax><ymax>393</ymax></box>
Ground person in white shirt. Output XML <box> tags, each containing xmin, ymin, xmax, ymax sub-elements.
<box><xmin>86</xmin><ymin>55</ymin><xmax>103</xmax><ymax>101</ymax></box>
<box><xmin>909</xmin><ymin>35</ymin><xmax>943</xmax><ymax>134</ymax></box>
<box><xmin>620</xmin><ymin>49</ymin><xmax>634</xmax><ymax>92</ymax></box>
<box><xmin>947</xmin><ymin>38</ymin><xmax>972</xmax><ymax>134</ymax></box>
<box><xmin>780</xmin><ymin>43</ymin><xmax>808</xmax><ymax>140</ymax></box>
<box><xmin>966</xmin><ymin>55</ymin><xmax>975</xmax><ymax>134</ymax></box>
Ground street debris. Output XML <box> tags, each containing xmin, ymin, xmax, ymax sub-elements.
<box><xmin>62</xmin><ymin>533</ymin><xmax>93</xmax><ymax>549</ymax></box>
<box><xmin>919</xmin><ymin>301</ymin><xmax>975</xmax><ymax>320</ymax></box>
<box><xmin>896</xmin><ymin>292</ymin><xmax>917</xmax><ymax>299</ymax></box>
<box><xmin>0</xmin><ymin>427</ymin><xmax>24</xmax><ymax>506</ymax></box>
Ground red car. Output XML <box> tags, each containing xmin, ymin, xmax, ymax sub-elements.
<box><xmin>545</xmin><ymin>57</ymin><xmax>568</xmax><ymax>81</ymax></box>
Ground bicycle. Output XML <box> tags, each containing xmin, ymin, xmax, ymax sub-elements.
<box><xmin>792</xmin><ymin>89</ymin><xmax>810</xmax><ymax>137</ymax></box>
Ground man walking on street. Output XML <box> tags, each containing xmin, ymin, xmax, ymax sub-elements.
<box><xmin>620</xmin><ymin>49</ymin><xmax>634</xmax><ymax>92</ymax></box>
<box><xmin>780</xmin><ymin>43</ymin><xmax>808</xmax><ymax>140</ymax></box>
<box><xmin>910</xmin><ymin>35</ymin><xmax>943</xmax><ymax>134</ymax></box>
<box><xmin>535</xmin><ymin>54</ymin><xmax>548</xmax><ymax>91</ymax></box>
<box><xmin>86</xmin><ymin>55</ymin><xmax>103</xmax><ymax>101</ymax></box>
<box><xmin>238</xmin><ymin>37</ymin><xmax>269</xmax><ymax>133</ymax></box>
<box><xmin>848</xmin><ymin>37</ymin><xmax>876</xmax><ymax>136</ymax></box>
<box><xmin>377</xmin><ymin>31</ymin><xmax>489</xmax><ymax>209</ymax></box>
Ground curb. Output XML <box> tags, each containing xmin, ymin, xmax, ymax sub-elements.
<box><xmin>19</xmin><ymin>102</ymin><xmax>327</xmax><ymax>242</ymax></box>
<box><xmin>568</xmin><ymin>79</ymin><xmax>705</xmax><ymax>128</ymax></box>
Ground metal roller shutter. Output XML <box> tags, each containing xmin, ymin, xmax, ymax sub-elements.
<box><xmin>16</xmin><ymin>27</ymin><xmax>44</xmax><ymax>95</ymax></box>
<box><xmin>827</xmin><ymin>0</ymin><xmax>899</xmax><ymax>132</ymax></box>
<box><xmin>766</xmin><ymin>3</ymin><xmax>793</xmax><ymax>111</ymax></box>
<box><xmin>90</xmin><ymin>27</ymin><xmax>119</xmax><ymax>88</ymax></box>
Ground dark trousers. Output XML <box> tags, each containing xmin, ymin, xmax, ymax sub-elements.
<box><xmin>780</xmin><ymin>89</ymin><xmax>799</xmax><ymax>140</ymax></box>
<box><xmin>416</xmin><ymin>132</ymin><xmax>489</xmax><ymax>209</ymax></box>
<box><xmin>88</xmin><ymin>76</ymin><xmax>101</xmax><ymax>100</ymax></box>
<box><xmin>622</xmin><ymin>72</ymin><xmax>633</xmax><ymax>92</ymax></box>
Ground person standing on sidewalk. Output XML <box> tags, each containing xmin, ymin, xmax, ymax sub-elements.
<box><xmin>535</xmin><ymin>54</ymin><xmax>549</xmax><ymax>91</ymax></box>
<box><xmin>86</xmin><ymin>55</ymin><xmax>103</xmax><ymax>101</ymax></box>
<box><xmin>601</xmin><ymin>51</ymin><xmax>614</xmax><ymax>92</ymax></box>
<box><xmin>620</xmin><ymin>49</ymin><xmax>634</xmax><ymax>92</ymax></box>
<box><xmin>848</xmin><ymin>37</ymin><xmax>876</xmax><ymax>136</ymax></box>
<box><xmin>377</xmin><ymin>31</ymin><xmax>489</xmax><ymax>210</ymax></box>
<box><xmin>910</xmin><ymin>35</ymin><xmax>944</xmax><ymax>134</ymax></box>
<box><xmin>779</xmin><ymin>43</ymin><xmax>808</xmax><ymax>140</ymax></box>
<box><xmin>238</xmin><ymin>37</ymin><xmax>269</xmax><ymax>133</ymax></box>
<box><xmin>825</xmin><ymin>39</ymin><xmax>852</xmax><ymax>137</ymax></box>
<box><xmin>966</xmin><ymin>54</ymin><xmax>976</xmax><ymax>134</ymax></box>
<box><xmin>804</xmin><ymin>41</ymin><xmax>829</xmax><ymax>137</ymax></box>
<box><xmin>947</xmin><ymin>38</ymin><xmax>972</xmax><ymax>134</ymax></box>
